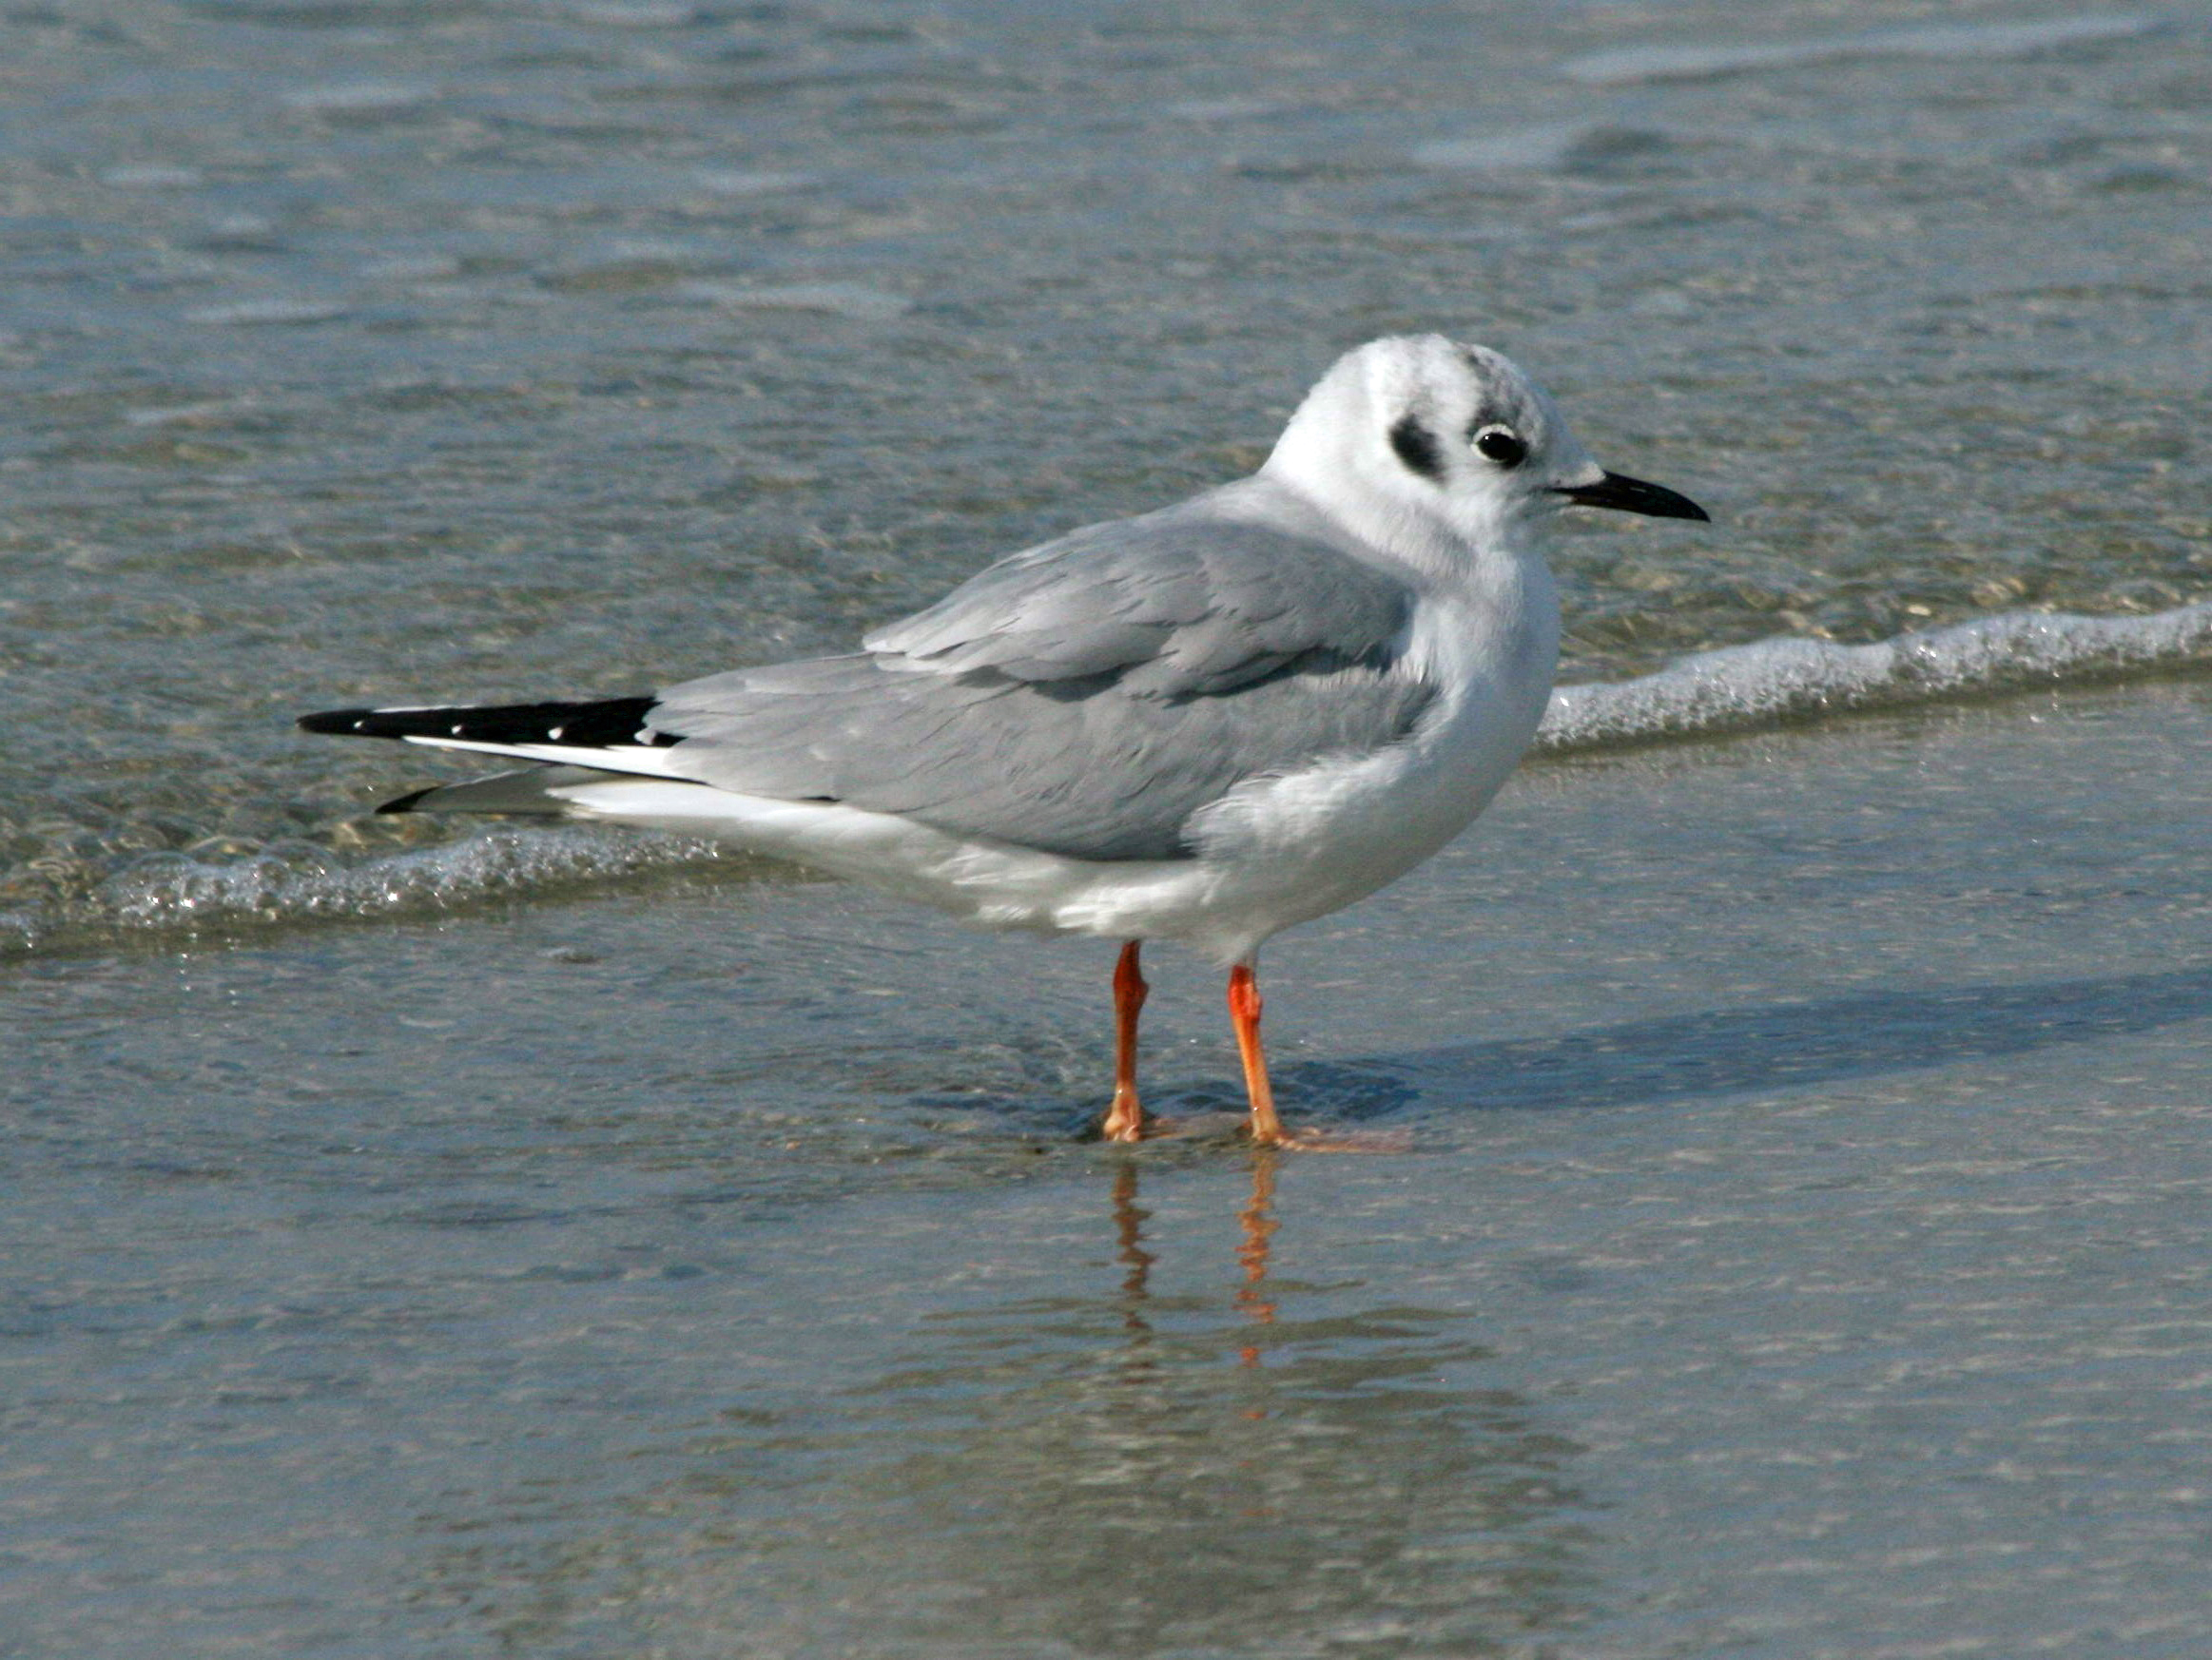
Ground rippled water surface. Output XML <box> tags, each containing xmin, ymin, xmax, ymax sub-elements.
<box><xmin>5</xmin><ymin>2</ymin><xmax>2211</xmax><ymax>1655</ymax></box>
<box><xmin>3</xmin><ymin>0</ymin><xmax>2209</xmax><ymax>941</ymax></box>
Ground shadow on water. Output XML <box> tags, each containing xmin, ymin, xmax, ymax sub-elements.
<box><xmin>1283</xmin><ymin>961</ymin><xmax>2212</xmax><ymax>1124</ymax></box>
<box><xmin>420</xmin><ymin>1159</ymin><xmax>1599</xmax><ymax>1657</ymax></box>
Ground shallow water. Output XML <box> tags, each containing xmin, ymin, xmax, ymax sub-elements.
<box><xmin>10</xmin><ymin>683</ymin><xmax>2212</xmax><ymax>1657</ymax></box>
<box><xmin>5</xmin><ymin>1</ymin><xmax>2212</xmax><ymax>1654</ymax></box>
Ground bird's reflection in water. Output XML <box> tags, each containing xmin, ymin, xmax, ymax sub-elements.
<box><xmin>454</xmin><ymin>1161</ymin><xmax>1602</xmax><ymax>1657</ymax></box>
<box><xmin>1110</xmin><ymin>1158</ymin><xmax>1155</xmax><ymax>1331</ymax></box>
<box><xmin>1108</xmin><ymin>1152</ymin><xmax>1277</xmax><ymax>1401</ymax></box>
<box><xmin>846</xmin><ymin>1150</ymin><xmax>1601</xmax><ymax>1652</ymax></box>
<box><xmin>1232</xmin><ymin>1151</ymin><xmax>1278</xmax><ymax>1373</ymax></box>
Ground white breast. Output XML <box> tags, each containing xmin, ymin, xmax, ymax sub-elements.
<box><xmin>1130</xmin><ymin>549</ymin><xmax>1562</xmax><ymax>960</ymax></box>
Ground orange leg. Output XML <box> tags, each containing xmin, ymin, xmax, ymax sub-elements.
<box><xmin>1227</xmin><ymin>960</ymin><xmax>1288</xmax><ymax>1146</ymax></box>
<box><xmin>1100</xmin><ymin>940</ymin><xmax>1149</xmax><ymax>1142</ymax></box>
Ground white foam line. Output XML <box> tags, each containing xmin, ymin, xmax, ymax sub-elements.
<box><xmin>1540</xmin><ymin>602</ymin><xmax>2212</xmax><ymax>752</ymax></box>
<box><xmin>87</xmin><ymin>823</ymin><xmax>729</xmax><ymax>940</ymax></box>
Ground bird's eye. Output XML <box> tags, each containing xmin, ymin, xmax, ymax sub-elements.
<box><xmin>1473</xmin><ymin>426</ymin><xmax>1526</xmax><ymax>468</ymax></box>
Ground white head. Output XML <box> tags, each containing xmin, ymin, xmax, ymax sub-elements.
<box><xmin>1262</xmin><ymin>334</ymin><xmax>1706</xmax><ymax>562</ymax></box>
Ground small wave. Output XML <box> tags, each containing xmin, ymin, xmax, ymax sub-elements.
<box><xmin>1412</xmin><ymin>124</ymin><xmax>1672</xmax><ymax>175</ymax></box>
<box><xmin>691</xmin><ymin>168</ymin><xmax>816</xmax><ymax>196</ymax></box>
<box><xmin>278</xmin><ymin>82</ymin><xmax>435</xmax><ymax>117</ymax></box>
<box><xmin>1541</xmin><ymin>602</ymin><xmax>2212</xmax><ymax>752</ymax></box>
<box><xmin>184</xmin><ymin>298</ymin><xmax>350</xmax><ymax>328</ymax></box>
<box><xmin>1562</xmin><ymin>14</ymin><xmax>2158</xmax><ymax>87</ymax></box>
<box><xmin>2</xmin><ymin>824</ymin><xmax>738</xmax><ymax>958</ymax></box>
<box><xmin>100</xmin><ymin>164</ymin><xmax>204</xmax><ymax>190</ymax></box>
<box><xmin>679</xmin><ymin>280</ymin><xmax>912</xmax><ymax>320</ymax></box>
<box><xmin>553</xmin><ymin>1</ymin><xmax>699</xmax><ymax>25</ymax></box>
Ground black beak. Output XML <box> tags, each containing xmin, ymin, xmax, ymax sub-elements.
<box><xmin>1553</xmin><ymin>471</ymin><xmax>1710</xmax><ymax>522</ymax></box>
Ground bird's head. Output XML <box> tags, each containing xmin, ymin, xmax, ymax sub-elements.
<box><xmin>1264</xmin><ymin>334</ymin><xmax>1707</xmax><ymax>560</ymax></box>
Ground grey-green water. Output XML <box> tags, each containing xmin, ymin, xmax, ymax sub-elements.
<box><xmin>10</xmin><ymin>683</ymin><xmax>2212</xmax><ymax>1656</ymax></box>
<box><xmin>5</xmin><ymin>2</ymin><xmax>2211</xmax><ymax>1654</ymax></box>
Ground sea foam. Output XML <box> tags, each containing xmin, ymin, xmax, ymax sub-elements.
<box><xmin>1540</xmin><ymin>602</ymin><xmax>2212</xmax><ymax>751</ymax></box>
<box><xmin>22</xmin><ymin>825</ymin><xmax>738</xmax><ymax>956</ymax></box>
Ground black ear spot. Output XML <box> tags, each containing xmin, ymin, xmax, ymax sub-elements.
<box><xmin>1387</xmin><ymin>414</ymin><xmax>1445</xmax><ymax>482</ymax></box>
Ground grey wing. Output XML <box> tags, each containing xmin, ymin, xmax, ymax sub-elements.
<box><xmin>651</xmin><ymin>655</ymin><xmax>1434</xmax><ymax>860</ymax></box>
<box><xmin>649</xmin><ymin>489</ymin><xmax>1437</xmax><ymax>860</ymax></box>
<box><xmin>858</xmin><ymin>482</ymin><xmax>1419</xmax><ymax>696</ymax></box>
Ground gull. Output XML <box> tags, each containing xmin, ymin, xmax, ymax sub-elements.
<box><xmin>301</xmin><ymin>336</ymin><xmax>1707</xmax><ymax>1146</ymax></box>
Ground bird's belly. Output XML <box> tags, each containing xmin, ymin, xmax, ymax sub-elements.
<box><xmin>1123</xmin><ymin>669</ymin><xmax>1548</xmax><ymax>959</ymax></box>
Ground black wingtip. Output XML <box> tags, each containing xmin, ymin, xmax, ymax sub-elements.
<box><xmin>298</xmin><ymin>707</ymin><xmax>377</xmax><ymax>735</ymax></box>
<box><xmin>294</xmin><ymin>695</ymin><xmax>673</xmax><ymax>747</ymax></box>
<box><xmin>376</xmin><ymin>786</ymin><xmax>437</xmax><ymax>816</ymax></box>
